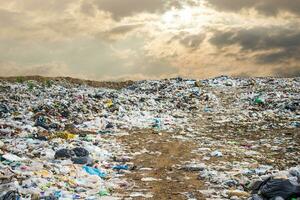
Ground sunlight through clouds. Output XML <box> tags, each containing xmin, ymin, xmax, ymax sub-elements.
<box><xmin>0</xmin><ymin>0</ymin><xmax>299</xmax><ymax>79</ymax></box>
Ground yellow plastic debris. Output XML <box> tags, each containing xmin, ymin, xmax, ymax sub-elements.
<box><xmin>53</xmin><ymin>131</ymin><xmax>76</xmax><ymax>140</ymax></box>
<box><xmin>35</xmin><ymin>170</ymin><xmax>51</xmax><ymax>178</ymax></box>
<box><xmin>105</xmin><ymin>99</ymin><xmax>113</xmax><ymax>108</ymax></box>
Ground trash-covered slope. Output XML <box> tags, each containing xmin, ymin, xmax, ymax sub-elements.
<box><xmin>0</xmin><ymin>76</ymin><xmax>299</xmax><ymax>199</ymax></box>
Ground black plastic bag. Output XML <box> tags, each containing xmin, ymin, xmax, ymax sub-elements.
<box><xmin>251</xmin><ymin>177</ymin><xmax>300</xmax><ymax>200</ymax></box>
<box><xmin>72</xmin><ymin>147</ymin><xmax>89</xmax><ymax>157</ymax></box>
<box><xmin>0</xmin><ymin>191</ymin><xmax>20</xmax><ymax>200</ymax></box>
<box><xmin>54</xmin><ymin>148</ymin><xmax>75</xmax><ymax>159</ymax></box>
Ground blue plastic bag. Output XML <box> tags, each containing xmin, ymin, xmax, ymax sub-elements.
<box><xmin>113</xmin><ymin>165</ymin><xmax>129</xmax><ymax>170</ymax></box>
<box><xmin>82</xmin><ymin>166</ymin><xmax>106</xmax><ymax>178</ymax></box>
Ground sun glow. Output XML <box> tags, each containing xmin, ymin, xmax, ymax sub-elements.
<box><xmin>160</xmin><ymin>5</ymin><xmax>213</xmax><ymax>32</ymax></box>
<box><xmin>162</xmin><ymin>7</ymin><xmax>193</xmax><ymax>27</ymax></box>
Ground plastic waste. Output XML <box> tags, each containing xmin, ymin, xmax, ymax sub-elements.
<box><xmin>0</xmin><ymin>191</ymin><xmax>20</xmax><ymax>200</ymax></box>
<box><xmin>73</xmin><ymin>147</ymin><xmax>89</xmax><ymax>157</ymax></box>
<box><xmin>251</xmin><ymin>177</ymin><xmax>300</xmax><ymax>199</ymax></box>
<box><xmin>71</xmin><ymin>156</ymin><xmax>93</xmax><ymax>165</ymax></box>
<box><xmin>35</xmin><ymin>116</ymin><xmax>49</xmax><ymax>130</ymax></box>
<box><xmin>181</xmin><ymin>163</ymin><xmax>206</xmax><ymax>172</ymax></box>
<box><xmin>0</xmin><ymin>76</ymin><xmax>299</xmax><ymax>199</ymax></box>
<box><xmin>54</xmin><ymin>131</ymin><xmax>76</xmax><ymax>140</ymax></box>
<box><xmin>0</xmin><ymin>103</ymin><xmax>9</xmax><ymax>118</ymax></box>
<box><xmin>2</xmin><ymin>153</ymin><xmax>25</xmax><ymax>162</ymax></box>
<box><xmin>211</xmin><ymin>150</ymin><xmax>223</xmax><ymax>157</ymax></box>
<box><xmin>153</xmin><ymin>118</ymin><xmax>162</xmax><ymax>129</ymax></box>
<box><xmin>54</xmin><ymin>149</ymin><xmax>75</xmax><ymax>159</ymax></box>
<box><xmin>113</xmin><ymin>165</ymin><xmax>129</xmax><ymax>170</ymax></box>
<box><xmin>98</xmin><ymin>189</ymin><xmax>110</xmax><ymax>196</ymax></box>
<box><xmin>253</xmin><ymin>95</ymin><xmax>265</xmax><ymax>105</ymax></box>
<box><xmin>82</xmin><ymin>166</ymin><xmax>106</xmax><ymax>178</ymax></box>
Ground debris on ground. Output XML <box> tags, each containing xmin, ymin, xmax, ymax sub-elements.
<box><xmin>0</xmin><ymin>76</ymin><xmax>299</xmax><ymax>199</ymax></box>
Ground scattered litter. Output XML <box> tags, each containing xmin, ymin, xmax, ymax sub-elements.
<box><xmin>0</xmin><ymin>76</ymin><xmax>299</xmax><ymax>199</ymax></box>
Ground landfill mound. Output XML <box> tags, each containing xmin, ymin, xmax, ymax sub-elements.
<box><xmin>0</xmin><ymin>76</ymin><xmax>299</xmax><ymax>200</ymax></box>
<box><xmin>0</xmin><ymin>76</ymin><xmax>134</xmax><ymax>90</ymax></box>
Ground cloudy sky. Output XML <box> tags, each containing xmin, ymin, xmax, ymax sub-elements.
<box><xmin>0</xmin><ymin>0</ymin><xmax>300</xmax><ymax>80</ymax></box>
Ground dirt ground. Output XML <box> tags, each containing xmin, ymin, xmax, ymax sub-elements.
<box><xmin>117</xmin><ymin>129</ymin><xmax>206</xmax><ymax>200</ymax></box>
<box><xmin>112</xmin><ymin>124</ymin><xmax>300</xmax><ymax>200</ymax></box>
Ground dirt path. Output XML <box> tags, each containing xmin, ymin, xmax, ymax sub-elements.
<box><xmin>113</xmin><ymin>124</ymin><xmax>300</xmax><ymax>200</ymax></box>
<box><xmin>117</xmin><ymin>129</ymin><xmax>205</xmax><ymax>199</ymax></box>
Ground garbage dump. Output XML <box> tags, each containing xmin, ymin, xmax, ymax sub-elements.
<box><xmin>0</xmin><ymin>76</ymin><xmax>299</xmax><ymax>199</ymax></box>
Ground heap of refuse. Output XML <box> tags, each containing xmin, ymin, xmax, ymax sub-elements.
<box><xmin>0</xmin><ymin>76</ymin><xmax>299</xmax><ymax>199</ymax></box>
<box><xmin>249</xmin><ymin>167</ymin><xmax>300</xmax><ymax>200</ymax></box>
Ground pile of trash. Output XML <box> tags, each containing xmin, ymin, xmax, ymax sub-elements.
<box><xmin>0</xmin><ymin>136</ymin><xmax>129</xmax><ymax>199</ymax></box>
<box><xmin>0</xmin><ymin>76</ymin><xmax>299</xmax><ymax>199</ymax></box>
<box><xmin>249</xmin><ymin>167</ymin><xmax>300</xmax><ymax>200</ymax></box>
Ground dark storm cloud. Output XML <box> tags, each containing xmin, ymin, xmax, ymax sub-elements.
<box><xmin>210</xmin><ymin>27</ymin><xmax>300</xmax><ymax>51</ymax></box>
<box><xmin>168</xmin><ymin>32</ymin><xmax>206</xmax><ymax>50</ymax></box>
<box><xmin>87</xmin><ymin>0</ymin><xmax>195</xmax><ymax>20</ymax></box>
<box><xmin>179</xmin><ymin>33</ymin><xmax>206</xmax><ymax>50</ymax></box>
<box><xmin>91</xmin><ymin>0</ymin><xmax>166</xmax><ymax>20</ymax></box>
<box><xmin>97</xmin><ymin>24</ymin><xmax>143</xmax><ymax>41</ymax></box>
<box><xmin>206</xmin><ymin>0</ymin><xmax>254</xmax><ymax>12</ymax></box>
<box><xmin>206</xmin><ymin>0</ymin><xmax>300</xmax><ymax>16</ymax></box>
<box><xmin>273</xmin><ymin>66</ymin><xmax>300</xmax><ymax>78</ymax></box>
<box><xmin>210</xmin><ymin>26</ymin><xmax>300</xmax><ymax>65</ymax></box>
<box><xmin>255</xmin><ymin>48</ymin><xmax>300</xmax><ymax>64</ymax></box>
